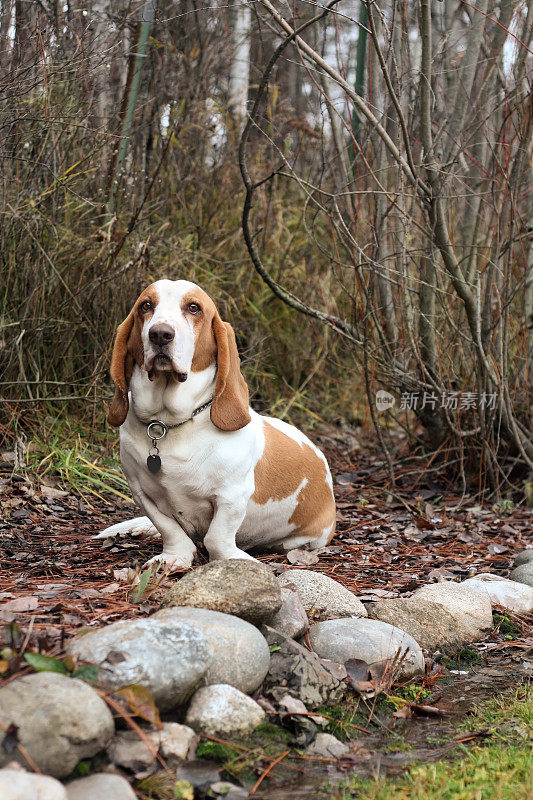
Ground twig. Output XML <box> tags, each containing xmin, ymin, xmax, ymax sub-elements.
<box><xmin>250</xmin><ymin>748</ymin><xmax>290</xmax><ymax>795</ymax></box>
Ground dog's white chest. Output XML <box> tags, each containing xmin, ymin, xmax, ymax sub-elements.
<box><xmin>119</xmin><ymin>416</ymin><xmax>255</xmax><ymax>539</ymax></box>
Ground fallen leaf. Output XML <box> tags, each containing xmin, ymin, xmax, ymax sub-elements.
<box><xmin>428</xmin><ymin>567</ymin><xmax>455</xmax><ymax>581</ymax></box>
<box><xmin>24</xmin><ymin>652</ymin><xmax>68</xmax><ymax>674</ymax></box>
<box><xmin>286</xmin><ymin>549</ymin><xmax>319</xmax><ymax>566</ymax></box>
<box><xmin>116</xmin><ymin>684</ymin><xmax>162</xmax><ymax>730</ymax></box>
<box><xmin>488</xmin><ymin>544</ymin><xmax>508</xmax><ymax>555</ymax></box>
<box><xmin>393</xmin><ymin>704</ymin><xmax>412</xmax><ymax>719</ymax></box>
<box><xmin>101</xmin><ymin>582</ymin><xmax>121</xmax><ymax>594</ymax></box>
<box><xmin>1</xmin><ymin>596</ymin><xmax>39</xmax><ymax>612</ymax></box>
<box><xmin>40</xmin><ymin>485</ymin><xmax>69</xmax><ymax>499</ymax></box>
<box><xmin>128</xmin><ymin>568</ymin><xmax>152</xmax><ymax>603</ymax></box>
<box><xmin>1</xmin><ymin>723</ymin><xmax>19</xmax><ymax>753</ymax></box>
<box><xmin>113</xmin><ymin>568</ymin><xmax>130</xmax><ymax>581</ymax></box>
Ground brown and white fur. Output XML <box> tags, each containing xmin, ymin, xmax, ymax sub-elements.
<box><xmin>96</xmin><ymin>279</ymin><xmax>336</xmax><ymax>567</ymax></box>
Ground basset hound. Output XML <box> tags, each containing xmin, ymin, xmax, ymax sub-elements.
<box><xmin>96</xmin><ymin>279</ymin><xmax>336</xmax><ymax>567</ymax></box>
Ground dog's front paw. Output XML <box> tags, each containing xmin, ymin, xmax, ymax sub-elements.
<box><xmin>143</xmin><ymin>551</ymin><xmax>195</xmax><ymax>572</ymax></box>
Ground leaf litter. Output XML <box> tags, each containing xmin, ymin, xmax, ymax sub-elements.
<box><xmin>0</xmin><ymin>428</ymin><xmax>531</xmax><ymax>797</ymax></box>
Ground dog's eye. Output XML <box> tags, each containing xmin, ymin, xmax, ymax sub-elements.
<box><xmin>139</xmin><ymin>300</ymin><xmax>153</xmax><ymax>313</ymax></box>
<box><xmin>187</xmin><ymin>302</ymin><xmax>201</xmax><ymax>314</ymax></box>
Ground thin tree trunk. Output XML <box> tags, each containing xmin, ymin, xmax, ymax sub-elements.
<box><xmin>229</xmin><ymin>0</ymin><xmax>251</xmax><ymax>126</ymax></box>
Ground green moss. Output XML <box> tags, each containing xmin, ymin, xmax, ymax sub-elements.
<box><xmin>196</xmin><ymin>741</ymin><xmax>241</xmax><ymax>762</ymax></box>
<box><xmin>348</xmin><ymin>744</ymin><xmax>532</xmax><ymax>800</ymax></box>
<box><xmin>254</xmin><ymin>720</ymin><xmax>291</xmax><ymax>743</ymax></box>
<box><xmin>381</xmin><ymin>739</ymin><xmax>414</xmax><ymax>754</ymax></box>
<box><xmin>493</xmin><ymin>613</ymin><xmax>520</xmax><ymax>638</ymax></box>
<box><xmin>327</xmin><ymin>686</ymin><xmax>532</xmax><ymax>800</ymax></box>
<box><xmin>445</xmin><ymin>647</ymin><xmax>483</xmax><ymax>670</ymax></box>
<box><xmin>71</xmin><ymin>760</ymin><xmax>91</xmax><ymax>777</ymax></box>
<box><xmin>392</xmin><ymin>685</ymin><xmax>431</xmax><ymax>703</ymax></box>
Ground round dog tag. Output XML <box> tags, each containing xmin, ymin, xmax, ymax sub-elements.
<box><xmin>147</xmin><ymin>454</ymin><xmax>162</xmax><ymax>474</ymax></box>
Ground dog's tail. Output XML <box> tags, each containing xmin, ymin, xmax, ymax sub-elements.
<box><xmin>94</xmin><ymin>516</ymin><xmax>157</xmax><ymax>539</ymax></box>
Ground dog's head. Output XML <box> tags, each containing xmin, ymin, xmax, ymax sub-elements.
<box><xmin>107</xmin><ymin>279</ymin><xmax>250</xmax><ymax>431</ymax></box>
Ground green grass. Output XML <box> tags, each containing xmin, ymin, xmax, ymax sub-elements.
<box><xmin>493</xmin><ymin>614</ymin><xmax>520</xmax><ymax>639</ymax></box>
<box><xmin>328</xmin><ymin>687</ymin><xmax>532</xmax><ymax>800</ymax></box>
<box><xmin>21</xmin><ymin>412</ymin><xmax>131</xmax><ymax>502</ymax></box>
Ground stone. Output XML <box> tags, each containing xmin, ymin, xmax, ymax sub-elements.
<box><xmin>278</xmin><ymin>570</ymin><xmax>367</xmax><ymax>619</ymax></box>
<box><xmin>412</xmin><ymin>582</ymin><xmax>493</xmax><ymax>642</ymax></box>
<box><xmin>0</xmin><ymin>673</ymin><xmax>114</xmax><ymax>778</ymax></box>
<box><xmin>509</xmin><ymin>562</ymin><xmax>533</xmax><ymax>588</ymax></box>
<box><xmin>368</xmin><ymin>598</ymin><xmax>465</xmax><ymax>654</ymax></box>
<box><xmin>268</xmin><ymin>587</ymin><xmax>309</xmax><ymax>639</ymax></box>
<box><xmin>208</xmin><ymin>781</ymin><xmax>249</xmax><ymax>799</ymax></box>
<box><xmin>513</xmin><ymin>549</ymin><xmax>533</xmax><ymax>568</ymax></box>
<box><xmin>160</xmin><ymin>560</ymin><xmax>282</xmax><ymax>624</ymax></box>
<box><xmin>0</xmin><ymin>767</ymin><xmax>67</xmax><ymax>800</ymax></box>
<box><xmin>66</xmin><ymin>774</ymin><xmax>136</xmax><ymax>800</ymax></box>
<box><xmin>308</xmin><ymin>618</ymin><xmax>424</xmax><ymax>679</ymax></box>
<box><xmin>154</xmin><ymin>607</ymin><xmax>270</xmax><ymax>693</ymax></box>
<box><xmin>108</xmin><ymin>720</ymin><xmax>197</xmax><ymax>775</ymax></box>
<box><xmin>262</xmin><ymin>627</ymin><xmax>347</xmax><ymax>709</ymax></box>
<box><xmin>107</xmin><ymin>730</ymin><xmax>157</xmax><ymax>776</ymax></box>
<box><xmin>67</xmin><ymin>617</ymin><xmax>210</xmax><ymax>710</ymax></box>
<box><xmin>175</xmin><ymin>761</ymin><xmax>221</xmax><ymax>788</ymax></box>
<box><xmin>306</xmin><ymin>733</ymin><xmax>350</xmax><ymax>759</ymax></box>
<box><xmin>185</xmin><ymin>685</ymin><xmax>265</xmax><ymax>738</ymax></box>
<box><xmin>159</xmin><ymin>722</ymin><xmax>198</xmax><ymax>762</ymax></box>
<box><xmin>462</xmin><ymin>574</ymin><xmax>533</xmax><ymax>614</ymax></box>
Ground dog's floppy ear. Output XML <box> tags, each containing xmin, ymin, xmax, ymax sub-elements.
<box><xmin>107</xmin><ymin>311</ymin><xmax>135</xmax><ymax>427</ymax></box>
<box><xmin>211</xmin><ymin>313</ymin><xmax>251</xmax><ymax>432</ymax></box>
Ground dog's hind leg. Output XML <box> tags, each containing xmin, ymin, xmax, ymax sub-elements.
<box><xmin>94</xmin><ymin>516</ymin><xmax>157</xmax><ymax>539</ymax></box>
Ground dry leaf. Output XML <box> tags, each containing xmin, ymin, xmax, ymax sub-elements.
<box><xmin>286</xmin><ymin>549</ymin><xmax>319</xmax><ymax>566</ymax></box>
<box><xmin>1</xmin><ymin>596</ymin><xmax>39</xmax><ymax>612</ymax></box>
<box><xmin>116</xmin><ymin>684</ymin><xmax>162</xmax><ymax>730</ymax></box>
<box><xmin>40</xmin><ymin>485</ymin><xmax>69</xmax><ymax>499</ymax></box>
<box><xmin>393</xmin><ymin>704</ymin><xmax>412</xmax><ymax>719</ymax></box>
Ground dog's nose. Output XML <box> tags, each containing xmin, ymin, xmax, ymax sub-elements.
<box><xmin>149</xmin><ymin>323</ymin><xmax>175</xmax><ymax>347</ymax></box>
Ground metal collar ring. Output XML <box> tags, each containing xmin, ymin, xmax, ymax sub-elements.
<box><xmin>147</xmin><ymin>420</ymin><xmax>168</xmax><ymax>441</ymax></box>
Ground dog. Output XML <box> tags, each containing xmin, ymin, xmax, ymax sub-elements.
<box><xmin>96</xmin><ymin>279</ymin><xmax>336</xmax><ymax>567</ymax></box>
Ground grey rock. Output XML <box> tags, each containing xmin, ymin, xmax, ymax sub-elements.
<box><xmin>306</xmin><ymin>733</ymin><xmax>350</xmax><ymax>759</ymax></box>
<box><xmin>107</xmin><ymin>730</ymin><xmax>157</xmax><ymax>777</ymax></box>
<box><xmin>68</xmin><ymin>617</ymin><xmax>210</xmax><ymax>710</ymax></box>
<box><xmin>262</xmin><ymin>627</ymin><xmax>347</xmax><ymax>709</ymax></box>
<box><xmin>412</xmin><ymin>582</ymin><xmax>493</xmax><ymax>642</ymax></box>
<box><xmin>185</xmin><ymin>684</ymin><xmax>265</xmax><ymax>737</ymax></box>
<box><xmin>278</xmin><ymin>570</ymin><xmax>367</xmax><ymax>619</ymax></box>
<box><xmin>159</xmin><ymin>722</ymin><xmax>198</xmax><ymax>762</ymax></box>
<box><xmin>161</xmin><ymin>560</ymin><xmax>282</xmax><ymax>624</ymax></box>
<box><xmin>368</xmin><ymin>598</ymin><xmax>465</xmax><ymax>654</ymax></box>
<box><xmin>66</xmin><ymin>774</ymin><xmax>136</xmax><ymax>800</ymax></box>
<box><xmin>154</xmin><ymin>607</ymin><xmax>270</xmax><ymax>693</ymax></box>
<box><xmin>108</xmin><ymin>721</ymin><xmax>197</xmax><ymax>775</ymax></box>
<box><xmin>0</xmin><ymin>767</ymin><xmax>67</xmax><ymax>800</ymax></box>
<box><xmin>209</xmin><ymin>781</ymin><xmax>249</xmax><ymax>799</ymax></box>
<box><xmin>308</xmin><ymin>618</ymin><xmax>424</xmax><ymax>679</ymax></box>
<box><xmin>462</xmin><ymin>573</ymin><xmax>533</xmax><ymax>614</ymax></box>
<box><xmin>513</xmin><ymin>549</ymin><xmax>533</xmax><ymax>568</ymax></box>
<box><xmin>0</xmin><ymin>673</ymin><xmax>114</xmax><ymax>778</ymax></box>
<box><xmin>509</xmin><ymin>562</ymin><xmax>533</xmax><ymax>588</ymax></box>
<box><xmin>268</xmin><ymin>587</ymin><xmax>309</xmax><ymax>639</ymax></box>
<box><xmin>175</xmin><ymin>760</ymin><xmax>221</xmax><ymax>787</ymax></box>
